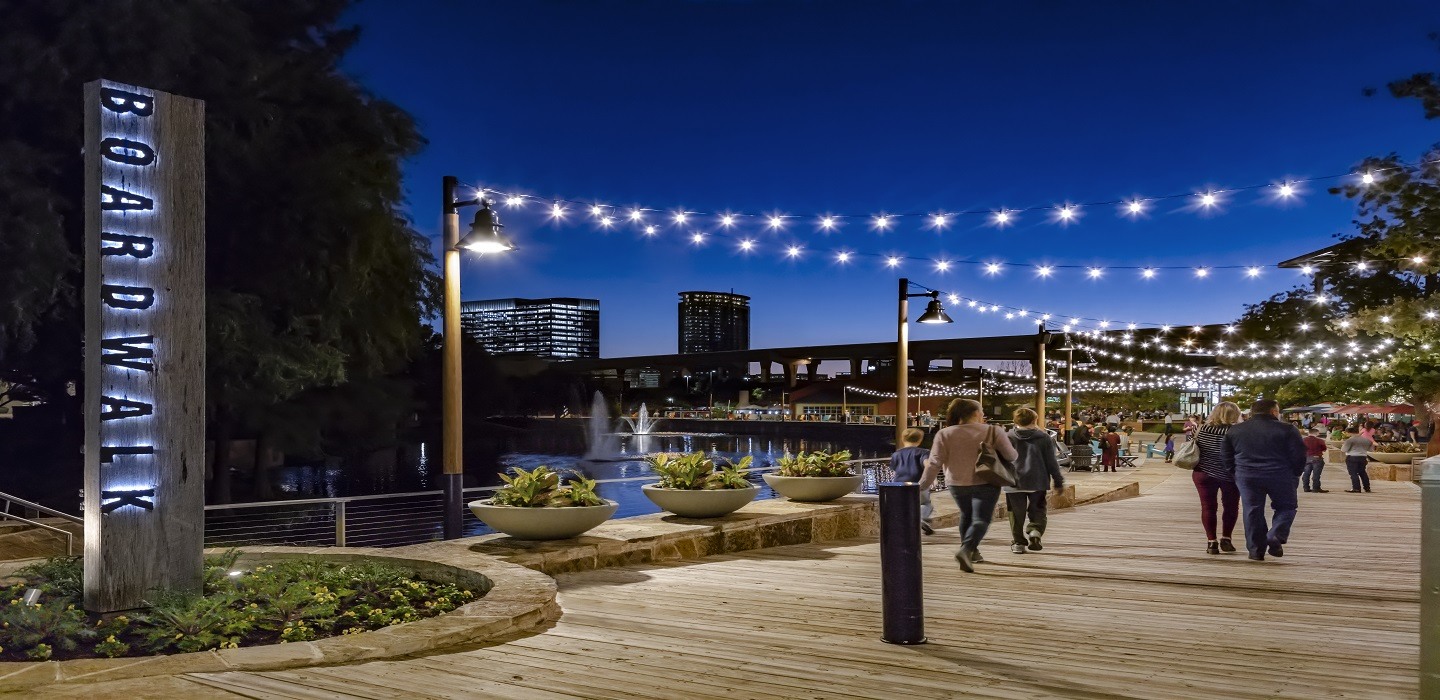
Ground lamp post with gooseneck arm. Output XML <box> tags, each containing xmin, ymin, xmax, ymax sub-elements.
<box><xmin>896</xmin><ymin>279</ymin><xmax>953</xmax><ymax>446</ymax></box>
<box><xmin>441</xmin><ymin>175</ymin><xmax>516</xmax><ymax>540</ymax></box>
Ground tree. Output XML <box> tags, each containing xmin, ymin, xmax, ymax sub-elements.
<box><xmin>0</xmin><ymin>0</ymin><xmax>441</xmax><ymax>501</ymax></box>
<box><xmin>1238</xmin><ymin>37</ymin><xmax>1440</xmax><ymax>454</ymax></box>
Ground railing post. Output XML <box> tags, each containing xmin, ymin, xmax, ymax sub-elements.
<box><xmin>1421</xmin><ymin>455</ymin><xmax>1440</xmax><ymax>697</ymax></box>
<box><xmin>334</xmin><ymin>500</ymin><xmax>347</xmax><ymax>548</ymax></box>
<box><xmin>878</xmin><ymin>481</ymin><xmax>925</xmax><ymax>645</ymax></box>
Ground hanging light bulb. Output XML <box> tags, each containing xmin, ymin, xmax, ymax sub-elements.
<box><xmin>931</xmin><ymin>213</ymin><xmax>950</xmax><ymax>229</ymax></box>
<box><xmin>1037</xmin><ymin>265</ymin><xmax>1054</xmax><ymax>278</ymax></box>
<box><xmin>550</xmin><ymin>202</ymin><xmax>566</xmax><ymax>220</ymax></box>
<box><xmin>505</xmin><ymin>195</ymin><xmax>525</xmax><ymax>208</ymax></box>
<box><xmin>673</xmin><ymin>211</ymin><xmax>689</xmax><ymax>225</ymax></box>
<box><xmin>786</xmin><ymin>245</ymin><xmax>802</xmax><ymax>258</ymax></box>
<box><xmin>993</xmin><ymin>210</ymin><xmax>1012</xmax><ymax>226</ymax></box>
<box><xmin>719</xmin><ymin>214</ymin><xmax>736</xmax><ymax>228</ymax></box>
<box><xmin>935</xmin><ymin>260</ymin><xmax>951</xmax><ymax>272</ymax></box>
<box><xmin>644</xmin><ymin>225</ymin><xmax>658</xmax><ymax>236</ymax></box>
<box><xmin>738</xmin><ymin>239</ymin><xmax>754</xmax><ymax>251</ymax></box>
<box><xmin>1126</xmin><ymin>200</ymin><xmax>1145</xmax><ymax>215</ymax></box>
<box><xmin>819</xmin><ymin>216</ymin><xmax>838</xmax><ymax>230</ymax></box>
<box><xmin>629</xmin><ymin>208</ymin><xmax>644</xmax><ymax>222</ymax></box>
<box><xmin>1141</xmin><ymin>268</ymin><xmax>1156</xmax><ymax>279</ymax></box>
<box><xmin>836</xmin><ymin>251</ymin><xmax>851</xmax><ymax>263</ymax></box>
<box><xmin>885</xmin><ymin>256</ymin><xmax>901</xmax><ymax>268</ymax></box>
<box><xmin>985</xmin><ymin>262</ymin><xmax>1002</xmax><ymax>275</ymax></box>
<box><xmin>1246</xmin><ymin>267</ymin><xmax>1262</xmax><ymax>278</ymax></box>
<box><xmin>1087</xmin><ymin>267</ymin><xmax>1104</xmax><ymax>279</ymax></box>
<box><xmin>768</xmin><ymin>215</ymin><xmax>786</xmax><ymax>230</ymax></box>
<box><xmin>1195</xmin><ymin>267</ymin><xmax>1210</xmax><ymax>278</ymax></box>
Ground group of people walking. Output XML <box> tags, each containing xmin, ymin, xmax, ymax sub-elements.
<box><xmin>1181</xmin><ymin>399</ymin><xmax>1308</xmax><ymax>560</ymax></box>
<box><xmin>909</xmin><ymin>399</ymin><xmax>1065</xmax><ymax>572</ymax></box>
<box><xmin>904</xmin><ymin>395</ymin><xmax>1359</xmax><ymax>569</ymax></box>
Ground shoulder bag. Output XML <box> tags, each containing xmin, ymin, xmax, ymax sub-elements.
<box><xmin>974</xmin><ymin>425</ymin><xmax>1018</xmax><ymax>487</ymax></box>
<box><xmin>1174</xmin><ymin>431</ymin><xmax>1202</xmax><ymax>469</ymax></box>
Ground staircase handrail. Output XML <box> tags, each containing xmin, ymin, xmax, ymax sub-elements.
<box><xmin>0</xmin><ymin>490</ymin><xmax>82</xmax><ymax>525</ymax></box>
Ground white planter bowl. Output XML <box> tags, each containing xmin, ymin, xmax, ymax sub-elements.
<box><xmin>762</xmin><ymin>473</ymin><xmax>863</xmax><ymax>502</ymax></box>
<box><xmin>468</xmin><ymin>499</ymin><xmax>618</xmax><ymax>540</ymax></box>
<box><xmin>641</xmin><ymin>484</ymin><xmax>759</xmax><ymax>518</ymax></box>
<box><xmin>1368</xmin><ymin>451</ymin><xmax>1421</xmax><ymax>464</ymax></box>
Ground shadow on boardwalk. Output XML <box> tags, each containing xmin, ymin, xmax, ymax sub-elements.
<box><xmin>28</xmin><ymin>468</ymin><xmax>1421</xmax><ymax>699</ymax></box>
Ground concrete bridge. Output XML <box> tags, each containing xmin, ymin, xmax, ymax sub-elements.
<box><xmin>561</xmin><ymin>332</ymin><xmax>1063</xmax><ymax>387</ymax></box>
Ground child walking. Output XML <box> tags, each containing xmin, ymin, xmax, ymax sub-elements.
<box><xmin>1164</xmin><ymin>434</ymin><xmax>1176</xmax><ymax>463</ymax></box>
<box><xmin>890</xmin><ymin>428</ymin><xmax>934</xmax><ymax>534</ymax></box>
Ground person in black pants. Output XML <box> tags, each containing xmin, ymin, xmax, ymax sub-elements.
<box><xmin>1004</xmin><ymin>408</ymin><xmax>1067</xmax><ymax>554</ymax></box>
<box><xmin>1340</xmin><ymin>425</ymin><xmax>1374</xmax><ymax>493</ymax></box>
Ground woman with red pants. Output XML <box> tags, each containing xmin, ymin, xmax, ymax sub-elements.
<box><xmin>1192</xmin><ymin>402</ymin><xmax>1242</xmax><ymax>555</ymax></box>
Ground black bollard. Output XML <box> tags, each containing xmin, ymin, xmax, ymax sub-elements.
<box><xmin>879</xmin><ymin>481</ymin><xmax>926</xmax><ymax>644</ymax></box>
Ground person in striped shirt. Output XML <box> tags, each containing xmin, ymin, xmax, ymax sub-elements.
<box><xmin>1192</xmin><ymin>402</ymin><xmax>1242</xmax><ymax>555</ymax></box>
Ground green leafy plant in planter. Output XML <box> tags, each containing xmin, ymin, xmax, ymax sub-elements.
<box><xmin>774</xmin><ymin>450</ymin><xmax>854</xmax><ymax>477</ymax></box>
<box><xmin>646</xmin><ymin>452</ymin><xmax>753</xmax><ymax>489</ymax></box>
<box><xmin>491</xmin><ymin>466</ymin><xmax>605</xmax><ymax>507</ymax></box>
<box><xmin>1373</xmin><ymin>442</ymin><xmax>1423</xmax><ymax>454</ymax></box>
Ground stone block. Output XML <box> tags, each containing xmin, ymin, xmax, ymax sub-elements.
<box><xmin>756</xmin><ymin>518</ymin><xmax>812</xmax><ymax>548</ymax></box>
<box><xmin>722</xmin><ymin>527</ymin><xmax>761</xmax><ymax>552</ymax></box>
<box><xmin>1366</xmin><ymin>463</ymin><xmax>1395</xmax><ymax>481</ymax></box>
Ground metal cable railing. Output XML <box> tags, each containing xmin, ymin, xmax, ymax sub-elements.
<box><xmin>199</xmin><ymin>459</ymin><xmax>929</xmax><ymax>550</ymax></box>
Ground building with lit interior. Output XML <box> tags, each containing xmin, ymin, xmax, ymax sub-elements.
<box><xmin>678</xmin><ymin>291</ymin><xmax>750</xmax><ymax>354</ymax></box>
<box><xmin>461</xmin><ymin>298</ymin><xmax>600</xmax><ymax>359</ymax></box>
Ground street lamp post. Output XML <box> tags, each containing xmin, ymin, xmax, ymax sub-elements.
<box><xmin>1060</xmin><ymin>338</ymin><xmax>1075</xmax><ymax>442</ymax></box>
<box><xmin>441</xmin><ymin>175</ymin><xmax>515</xmax><ymax>540</ymax></box>
<box><xmin>896</xmin><ymin>278</ymin><xmax>953</xmax><ymax>446</ymax></box>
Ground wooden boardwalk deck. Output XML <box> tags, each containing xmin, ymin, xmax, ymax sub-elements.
<box><xmin>28</xmin><ymin>469</ymin><xmax>1421</xmax><ymax>699</ymax></box>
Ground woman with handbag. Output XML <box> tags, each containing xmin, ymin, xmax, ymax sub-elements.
<box><xmin>919</xmin><ymin>398</ymin><xmax>1018</xmax><ymax>573</ymax></box>
<box><xmin>1192</xmin><ymin>401</ymin><xmax>1242</xmax><ymax>555</ymax></box>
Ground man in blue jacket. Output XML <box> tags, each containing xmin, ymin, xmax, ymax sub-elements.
<box><xmin>1221</xmin><ymin>399</ymin><xmax>1308</xmax><ymax>561</ymax></box>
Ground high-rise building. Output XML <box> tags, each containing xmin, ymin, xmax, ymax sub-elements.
<box><xmin>461</xmin><ymin>298</ymin><xmax>600</xmax><ymax>359</ymax></box>
<box><xmin>678</xmin><ymin>291</ymin><xmax>750</xmax><ymax>354</ymax></box>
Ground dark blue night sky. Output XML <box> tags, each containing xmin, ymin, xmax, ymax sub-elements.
<box><xmin>343</xmin><ymin>0</ymin><xmax>1439</xmax><ymax>358</ymax></box>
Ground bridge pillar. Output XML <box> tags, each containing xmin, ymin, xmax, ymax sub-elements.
<box><xmin>850</xmin><ymin>358</ymin><xmax>863</xmax><ymax>378</ymax></box>
<box><xmin>760</xmin><ymin>361</ymin><xmax>772</xmax><ymax>383</ymax></box>
<box><xmin>806</xmin><ymin>362</ymin><xmax>819</xmax><ymax>382</ymax></box>
<box><xmin>910</xmin><ymin>355</ymin><xmax>934</xmax><ymax>379</ymax></box>
<box><xmin>783</xmin><ymin>359</ymin><xmax>808</xmax><ymax>388</ymax></box>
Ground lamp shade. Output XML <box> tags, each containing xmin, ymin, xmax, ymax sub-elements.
<box><xmin>457</xmin><ymin>201</ymin><xmax>515</xmax><ymax>253</ymax></box>
<box><xmin>916</xmin><ymin>298</ymin><xmax>952</xmax><ymax>324</ymax></box>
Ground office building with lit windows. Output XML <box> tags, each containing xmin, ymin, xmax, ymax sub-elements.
<box><xmin>461</xmin><ymin>298</ymin><xmax>600</xmax><ymax>359</ymax></box>
<box><xmin>678</xmin><ymin>291</ymin><xmax>750</xmax><ymax>354</ymax></box>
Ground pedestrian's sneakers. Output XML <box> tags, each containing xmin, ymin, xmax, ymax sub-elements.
<box><xmin>1027</xmin><ymin>533</ymin><xmax>1043</xmax><ymax>551</ymax></box>
<box><xmin>1010</xmin><ymin>544</ymin><xmax>1026</xmax><ymax>554</ymax></box>
<box><xmin>920</xmin><ymin>520</ymin><xmax>935</xmax><ymax>535</ymax></box>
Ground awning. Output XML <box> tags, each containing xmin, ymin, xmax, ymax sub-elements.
<box><xmin>1332</xmin><ymin>403</ymin><xmax>1414</xmax><ymax>415</ymax></box>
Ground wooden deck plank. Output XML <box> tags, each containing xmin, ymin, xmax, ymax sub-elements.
<box><xmin>25</xmin><ymin>463</ymin><xmax>1423</xmax><ymax>699</ymax></box>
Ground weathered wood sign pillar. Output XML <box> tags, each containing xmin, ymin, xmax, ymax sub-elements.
<box><xmin>82</xmin><ymin>80</ymin><xmax>205</xmax><ymax>612</ymax></box>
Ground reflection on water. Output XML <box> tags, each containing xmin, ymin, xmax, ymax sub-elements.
<box><xmin>273</xmin><ymin>432</ymin><xmax>891</xmax><ymax>522</ymax></box>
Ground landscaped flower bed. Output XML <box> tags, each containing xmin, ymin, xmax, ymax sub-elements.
<box><xmin>0</xmin><ymin>551</ymin><xmax>482</xmax><ymax>661</ymax></box>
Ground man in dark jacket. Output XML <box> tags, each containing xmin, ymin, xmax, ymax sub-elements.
<box><xmin>1221</xmin><ymin>399</ymin><xmax>1307</xmax><ymax>561</ymax></box>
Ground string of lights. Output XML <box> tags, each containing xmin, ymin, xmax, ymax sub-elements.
<box><xmin>469</xmin><ymin>159</ymin><xmax>1431</xmax><ymax>236</ymax></box>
